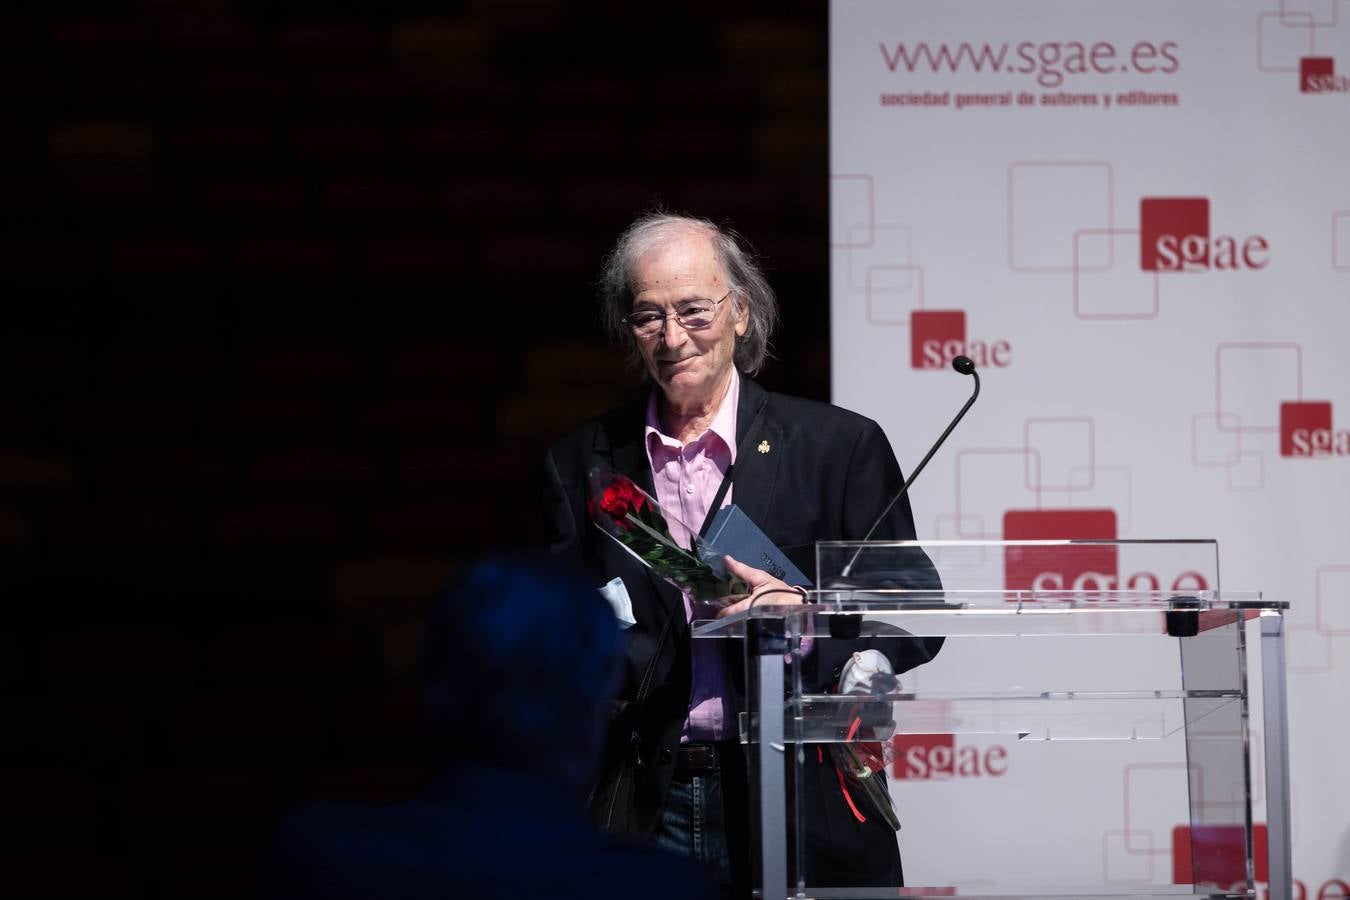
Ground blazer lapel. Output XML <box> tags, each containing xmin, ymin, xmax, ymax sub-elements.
<box><xmin>606</xmin><ymin>418</ymin><xmax>656</xmax><ymax>498</ymax></box>
<box><xmin>730</xmin><ymin>374</ymin><xmax>780</xmax><ymax>530</ymax></box>
<box><xmin>593</xmin><ymin>393</ymin><xmax>685</xmax><ymax>630</ymax></box>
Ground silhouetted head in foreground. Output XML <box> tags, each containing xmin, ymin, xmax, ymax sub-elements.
<box><xmin>269</xmin><ymin>555</ymin><xmax>717</xmax><ymax>900</ymax></box>
<box><xmin>419</xmin><ymin>552</ymin><xmax>622</xmax><ymax>793</ymax></box>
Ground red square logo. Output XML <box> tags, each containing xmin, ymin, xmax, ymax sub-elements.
<box><xmin>1172</xmin><ymin>824</ymin><xmax>1268</xmax><ymax>887</ymax></box>
<box><xmin>910</xmin><ymin>310</ymin><xmax>966</xmax><ymax>369</ymax></box>
<box><xmin>1301</xmin><ymin>56</ymin><xmax>1335</xmax><ymax>93</ymax></box>
<box><xmin>1140</xmin><ymin>197</ymin><xmax>1210</xmax><ymax>271</ymax></box>
<box><xmin>891</xmin><ymin>733</ymin><xmax>955</xmax><ymax>780</ymax></box>
<box><xmin>1280</xmin><ymin>401</ymin><xmax>1334</xmax><ymax>456</ymax></box>
<box><xmin>1002</xmin><ymin>509</ymin><xmax>1118</xmax><ymax>592</ymax></box>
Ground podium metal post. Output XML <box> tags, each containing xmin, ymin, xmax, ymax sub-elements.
<box><xmin>749</xmin><ymin>617</ymin><xmax>788</xmax><ymax>900</ymax></box>
<box><xmin>1262</xmin><ymin>614</ymin><xmax>1293</xmax><ymax>900</ymax></box>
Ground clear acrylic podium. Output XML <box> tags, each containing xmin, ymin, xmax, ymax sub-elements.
<box><xmin>692</xmin><ymin>540</ymin><xmax>1290</xmax><ymax>900</ymax></box>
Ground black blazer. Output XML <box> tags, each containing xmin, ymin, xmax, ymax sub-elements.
<box><xmin>544</xmin><ymin>374</ymin><xmax>942</xmax><ymax>874</ymax></box>
<box><xmin>268</xmin><ymin>764</ymin><xmax>716</xmax><ymax>900</ymax></box>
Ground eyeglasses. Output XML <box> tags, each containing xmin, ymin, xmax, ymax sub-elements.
<box><xmin>622</xmin><ymin>291</ymin><xmax>733</xmax><ymax>339</ymax></box>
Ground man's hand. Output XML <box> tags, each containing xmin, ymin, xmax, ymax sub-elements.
<box><xmin>715</xmin><ymin>555</ymin><xmax>806</xmax><ymax>618</ymax></box>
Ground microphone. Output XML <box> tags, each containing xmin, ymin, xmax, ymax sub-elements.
<box><xmin>837</xmin><ymin>355</ymin><xmax>981</xmax><ymax>580</ymax></box>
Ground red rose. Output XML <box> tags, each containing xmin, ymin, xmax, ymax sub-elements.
<box><xmin>598</xmin><ymin>484</ymin><xmax>631</xmax><ymax>517</ymax></box>
<box><xmin>599</xmin><ymin>484</ymin><xmax>625</xmax><ymax>517</ymax></box>
<box><xmin>598</xmin><ymin>479</ymin><xmax>647</xmax><ymax>527</ymax></box>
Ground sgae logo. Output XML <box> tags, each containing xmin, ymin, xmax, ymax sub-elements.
<box><xmin>891</xmin><ymin>733</ymin><xmax>1008</xmax><ymax>780</ymax></box>
<box><xmin>1280</xmin><ymin>401</ymin><xmax>1350</xmax><ymax>457</ymax></box>
<box><xmin>1139</xmin><ymin>197</ymin><xmax>1269</xmax><ymax>272</ymax></box>
<box><xmin>1172</xmin><ymin>824</ymin><xmax>1350</xmax><ymax>900</ymax></box>
<box><xmin>1301</xmin><ymin>56</ymin><xmax>1350</xmax><ymax>94</ymax></box>
<box><xmin>1002</xmin><ymin>509</ymin><xmax>1210</xmax><ymax>594</ymax></box>
<box><xmin>1171</xmin><ymin>824</ymin><xmax>1266</xmax><ymax>890</ymax></box>
<box><xmin>910</xmin><ymin>309</ymin><xmax>1012</xmax><ymax>370</ymax></box>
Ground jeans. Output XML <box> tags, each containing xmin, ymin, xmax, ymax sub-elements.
<box><xmin>653</xmin><ymin>769</ymin><xmax>733</xmax><ymax>888</ymax></box>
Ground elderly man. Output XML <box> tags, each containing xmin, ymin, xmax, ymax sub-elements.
<box><xmin>545</xmin><ymin>213</ymin><xmax>941</xmax><ymax>894</ymax></box>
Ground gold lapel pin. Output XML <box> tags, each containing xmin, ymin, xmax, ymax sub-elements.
<box><xmin>757</xmin><ymin>440</ymin><xmax>771</xmax><ymax>454</ymax></box>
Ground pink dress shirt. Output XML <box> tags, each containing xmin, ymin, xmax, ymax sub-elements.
<box><xmin>644</xmin><ymin>374</ymin><xmax>740</xmax><ymax>743</ymax></box>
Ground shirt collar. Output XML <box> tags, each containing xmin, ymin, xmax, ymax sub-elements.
<box><xmin>644</xmin><ymin>369</ymin><xmax>741</xmax><ymax>462</ymax></box>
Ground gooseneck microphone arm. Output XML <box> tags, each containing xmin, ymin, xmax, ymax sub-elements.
<box><xmin>838</xmin><ymin>355</ymin><xmax>981</xmax><ymax>580</ymax></box>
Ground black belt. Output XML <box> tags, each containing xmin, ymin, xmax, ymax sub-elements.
<box><xmin>675</xmin><ymin>742</ymin><xmax>723</xmax><ymax>773</ymax></box>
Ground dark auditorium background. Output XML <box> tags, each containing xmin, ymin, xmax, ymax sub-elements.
<box><xmin>0</xmin><ymin>2</ymin><xmax>830</xmax><ymax>896</ymax></box>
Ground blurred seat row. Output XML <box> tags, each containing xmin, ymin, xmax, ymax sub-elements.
<box><xmin>1</xmin><ymin>1</ymin><xmax>829</xmax><ymax>895</ymax></box>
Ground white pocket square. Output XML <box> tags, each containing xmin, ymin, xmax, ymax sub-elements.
<box><xmin>599</xmin><ymin>577</ymin><xmax>637</xmax><ymax>630</ymax></box>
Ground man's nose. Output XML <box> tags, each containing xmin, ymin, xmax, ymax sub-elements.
<box><xmin>660</xmin><ymin>315</ymin><xmax>689</xmax><ymax>347</ymax></box>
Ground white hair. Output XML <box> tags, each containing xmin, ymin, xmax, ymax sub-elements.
<box><xmin>597</xmin><ymin>212</ymin><xmax>779</xmax><ymax>375</ymax></box>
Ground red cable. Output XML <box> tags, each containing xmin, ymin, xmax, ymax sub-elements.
<box><xmin>833</xmin><ymin>757</ymin><xmax>867</xmax><ymax>824</ymax></box>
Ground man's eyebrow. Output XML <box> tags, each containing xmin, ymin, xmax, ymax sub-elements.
<box><xmin>632</xmin><ymin>295</ymin><xmax>712</xmax><ymax>309</ymax></box>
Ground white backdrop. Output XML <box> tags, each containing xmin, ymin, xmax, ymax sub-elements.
<box><xmin>830</xmin><ymin>0</ymin><xmax>1350</xmax><ymax>894</ymax></box>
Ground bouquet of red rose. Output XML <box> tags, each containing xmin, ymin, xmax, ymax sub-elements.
<box><xmin>587</xmin><ymin>464</ymin><xmax>744</xmax><ymax>601</ymax></box>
